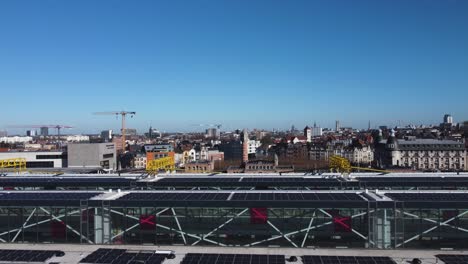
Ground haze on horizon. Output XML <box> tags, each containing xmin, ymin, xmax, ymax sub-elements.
<box><xmin>0</xmin><ymin>0</ymin><xmax>467</xmax><ymax>134</ymax></box>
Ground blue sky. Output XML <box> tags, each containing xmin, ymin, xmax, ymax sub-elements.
<box><xmin>1</xmin><ymin>0</ymin><xmax>467</xmax><ymax>134</ymax></box>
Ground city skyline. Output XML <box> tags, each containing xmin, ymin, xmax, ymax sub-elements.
<box><xmin>2</xmin><ymin>113</ymin><xmax>462</xmax><ymax>136</ymax></box>
<box><xmin>1</xmin><ymin>0</ymin><xmax>467</xmax><ymax>133</ymax></box>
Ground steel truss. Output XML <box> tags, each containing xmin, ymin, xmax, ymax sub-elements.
<box><xmin>0</xmin><ymin>207</ymin><xmax>94</xmax><ymax>244</ymax></box>
<box><xmin>395</xmin><ymin>209</ymin><xmax>468</xmax><ymax>248</ymax></box>
<box><xmin>109</xmin><ymin>207</ymin><xmax>371</xmax><ymax>248</ymax></box>
<box><xmin>0</xmin><ymin>206</ymin><xmax>371</xmax><ymax>247</ymax></box>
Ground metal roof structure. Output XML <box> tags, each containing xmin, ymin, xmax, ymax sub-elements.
<box><xmin>3</xmin><ymin>189</ymin><xmax>468</xmax><ymax>208</ymax></box>
<box><xmin>3</xmin><ymin>172</ymin><xmax>468</xmax><ymax>189</ymax></box>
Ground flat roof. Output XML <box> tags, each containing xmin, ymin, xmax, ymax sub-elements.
<box><xmin>3</xmin><ymin>172</ymin><xmax>468</xmax><ymax>188</ymax></box>
<box><xmin>1</xmin><ymin>190</ymin><xmax>468</xmax><ymax>208</ymax></box>
<box><xmin>0</xmin><ymin>243</ymin><xmax>460</xmax><ymax>264</ymax></box>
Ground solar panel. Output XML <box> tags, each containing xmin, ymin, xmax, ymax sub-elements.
<box><xmin>0</xmin><ymin>192</ymin><xmax>101</xmax><ymax>200</ymax></box>
<box><xmin>80</xmin><ymin>248</ymin><xmax>170</xmax><ymax>264</ymax></box>
<box><xmin>436</xmin><ymin>254</ymin><xmax>468</xmax><ymax>264</ymax></box>
<box><xmin>0</xmin><ymin>177</ymin><xmax>135</xmax><ymax>187</ymax></box>
<box><xmin>118</xmin><ymin>192</ymin><xmax>231</xmax><ymax>201</ymax></box>
<box><xmin>358</xmin><ymin>177</ymin><xmax>468</xmax><ymax>183</ymax></box>
<box><xmin>156</xmin><ymin>178</ymin><xmax>241</xmax><ymax>183</ymax></box>
<box><xmin>302</xmin><ymin>255</ymin><xmax>396</xmax><ymax>264</ymax></box>
<box><xmin>386</xmin><ymin>193</ymin><xmax>468</xmax><ymax>202</ymax></box>
<box><xmin>180</xmin><ymin>253</ymin><xmax>285</xmax><ymax>264</ymax></box>
<box><xmin>231</xmin><ymin>192</ymin><xmax>362</xmax><ymax>201</ymax></box>
<box><xmin>0</xmin><ymin>249</ymin><xmax>64</xmax><ymax>262</ymax></box>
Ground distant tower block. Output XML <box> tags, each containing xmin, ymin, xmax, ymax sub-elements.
<box><xmin>336</xmin><ymin>120</ymin><xmax>340</xmax><ymax>132</ymax></box>
<box><xmin>242</xmin><ymin>129</ymin><xmax>249</xmax><ymax>163</ymax></box>
<box><xmin>444</xmin><ymin>114</ymin><xmax>453</xmax><ymax>124</ymax></box>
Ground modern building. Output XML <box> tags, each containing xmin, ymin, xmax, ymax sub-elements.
<box><xmin>65</xmin><ymin>135</ymin><xmax>90</xmax><ymax>142</ymax></box>
<box><xmin>444</xmin><ymin>114</ymin><xmax>453</xmax><ymax>124</ymax></box>
<box><xmin>205</xmin><ymin>128</ymin><xmax>220</xmax><ymax>139</ymax></box>
<box><xmin>0</xmin><ymin>136</ymin><xmax>33</xmax><ymax>144</ymax></box>
<box><xmin>100</xmin><ymin>130</ymin><xmax>113</xmax><ymax>142</ymax></box>
<box><xmin>336</xmin><ymin>120</ymin><xmax>340</xmax><ymax>132</ymax></box>
<box><xmin>464</xmin><ymin>121</ymin><xmax>468</xmax><ymax>138</ymax></box>
<box><xmin>6</xmin><ymin>189</ymin><xmax>468</xmax><ymax>249</ymax></box>
<box><xmin>123</xmin><ymin>128</ymin><xmax>137</xmax><ymax>136</ymax></box>
<box><xmin>0</xmin><ymin>151</ymin><xmax>65</xmax><ymax>168</ymax></box>
<box><xmin>40</xmin><ymin>127</ymin><xmax>49</xmax><ymax>136</ymax></box>
<box><xmin>67</xmin><ymin>143</ymin><xmax>117</xmax><ymax>170</ymax></box>
<box><xmin>375</xmin><ymin>131</ymin><xmax>466</xmax><ymax>171</ymax></box>
<box><xmin>247</xmin><ymin>140</ymin><xmax>260</xmax><ymax>154</ymax></box>
<box><xmin>312</xmin><ymin>122</ymin><xmax>323</xmax><ymax>137</ymax></box>
<box><xmin>26</xmin><ymin>130</ymin><xmax>36</xmax><ymax>137</ymax></box>
<box><xmin>147</xmin><ymin>126</ymin><xmax>162</xmax><ymax>139</ymax></box>
<box><xmin>218</xmin><ymin>141</ymin><xmax>243</xmax><ymax>161</ymax></box>
<box><xmin>144</xmin><ymin>144</ymin><xmax>174</xmax><ymax>153</ymax></box>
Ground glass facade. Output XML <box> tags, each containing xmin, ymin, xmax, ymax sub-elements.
<box><xmin>1</xmin><ymin>204</ymin><xmax>468</xmax><ymax>249</ymax></box>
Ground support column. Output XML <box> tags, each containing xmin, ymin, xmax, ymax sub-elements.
<box><xmin>373</xmin><ymin>209</ymin><xmax>391</xmax><ymax>249</ymax></box>
<box><xmin>94</xmin><ymin>201</ymin><xmax>111</xmax><ymax>244</ymax></box>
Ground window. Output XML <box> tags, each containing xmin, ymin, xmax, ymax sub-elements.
<box><xmin>103</xmin><ymin>153</ymin><xmax>114</xmax><ymax>159</ymax></box>
<box><xmin>36</xmin><ymin>154</ymin><xmax>63</xmax><ymax>159</ymax></box>
<box><xmin>26</xmin><ymin>161</ymin><xmax>54</xmax><ymax>168</ymax></box>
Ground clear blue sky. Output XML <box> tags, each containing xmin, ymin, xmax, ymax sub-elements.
<box><xmin>1</xmin><ymin>0</ymin><xmax>467</xmax><ymax>134</ymax></box>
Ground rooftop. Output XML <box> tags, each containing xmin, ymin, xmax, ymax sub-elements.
<box><xmin>0</xmin><ymin>243</ymin><xmax>459</xmax><ymax>264</ymax></box>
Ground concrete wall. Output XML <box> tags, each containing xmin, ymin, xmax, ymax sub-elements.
<box><xmin>68</xmin><ymin>143</ymin><xmax>116</xmax><ymax>170</ymax></box>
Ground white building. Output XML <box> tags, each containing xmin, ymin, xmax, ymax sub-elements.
<box><xmin>65</xmin><ymin>135</ymin><xmax>90</xmax><ymax>142</ymax></box>
<box><xmin>312</xmin><ymin>126</ymin><xmax>323</xmax><ymax>137</ymax></box>
<box><xmin>195</xmin><ymin>146</ymin><xmax>209</xmax><ymax>161</ymax></box>
<box><xmin>0</xmin><ymin>136</ymin><xmax>33</xmax><ymax>143</ymax></box>
<box><xmin>376</xmin><ymin>134</ymin><xmax>466</xmax><ymax>171</ymax></box>
<box><xmin>444</xmin><ymin>114</ymin><xmax>453</xmax><ymax>124</ymax></box>
<box><xmin>134</xmin><ymin>155</ymin><xmax>147</xmax><ymax>169</ymax></box>
<box><xmin>26</xmin><ymin>130</ymin><xmax>36</xmax><ymax>137</ymax></box>
<box><xmin>248</xmin><ymin>140</ymin><xmax>261</xmax><ymax>154</ymax></box>
<box><xmin>0</xmin><ymin>151</ymin><xmax>65</xmax><ymax>168</ymax></box>
<box><xmin>309</xmin><ymin>145</ymin><xmax>374</xmax><ymax>165</ymax></box>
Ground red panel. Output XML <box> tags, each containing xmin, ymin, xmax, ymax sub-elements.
<box><xmin>333</xmin><ymin>216</ymin><xmax>352</xmax><ymax>232</ymax></box>
<box><xmin>140</xmin><ymin>215</ymin><xmax>156</xmax><ymax>230</ymax></box>
<box><xmin>250</xmin><ymin>208</ymin><xmax>268</xmax><ymax>224</ymax></box>
<box><xmin>328</xmin><ymin>210</ymin><xmax>352</xmax><ymax>232</ymax></box>
<box><xmin>51</xmin><ymin>221</ymin><xmax>66</xmax><ymax>238</ymax></box>
<box><xmin>81</xmin><ymin>209</ymin><xmax>95</xmax><ymax>223</ymax></box>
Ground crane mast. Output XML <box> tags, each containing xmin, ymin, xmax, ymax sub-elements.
<box><xmin>93</xmin><ymin>111</ymin><xmax>136</xmax><ymax>152</ymax></box>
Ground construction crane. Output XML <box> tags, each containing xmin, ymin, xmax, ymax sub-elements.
<box><xmin>329</xmin><ymin>155</ymin><xmax>389</xmax><ymax>174</ymax></box>
<box><xmin>8</xmin><ymin>125</ymin><xmax>73</xmax><ymax>136</ymax></box>
<box><xmin>93</xmin><ymin>111</ymin><xmax>136</xmax><ymax>152</ymax></box>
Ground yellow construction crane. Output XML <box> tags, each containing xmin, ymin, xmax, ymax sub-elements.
<box><xmin>146</xmin><ymin>156</ymin><xmax>175</xmax><ymax>173</ymax></box>
<box><xmin>329</xmin><ymin>155</ymin><xmax>389</xmax><ymax>174</ymax></box>
<box><xmin>0</xmin><ymin>158</ymin><xmax>27</xmax><ymax>173</ymax></box>
<box><xmin>94</xmin><ymin>111</ymin><xmax>136</xmax><ymax>151</ymax></box>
